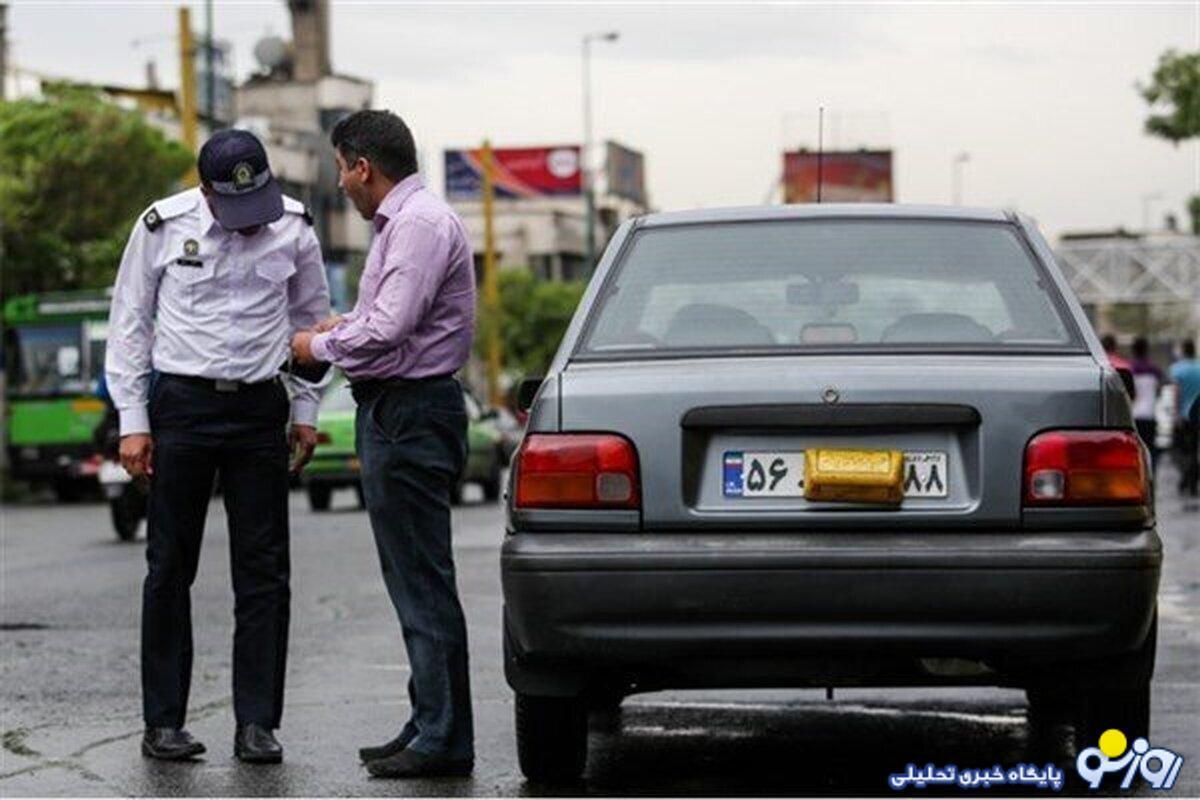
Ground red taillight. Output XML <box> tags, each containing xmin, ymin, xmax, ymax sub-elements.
<box><xmin>316</xmin><ymin>431</ymin><xmax>332</xmax><ymax>445</ymax></box>
<box><xmin>514</xmin><ymin>433</ymin><xmax>640</xmax><ymax>509</ymax></box>
<box><xmin>1024</xmin><ymin>430</ymin><xmax>1148</xmax><ymax>506</ymax></box>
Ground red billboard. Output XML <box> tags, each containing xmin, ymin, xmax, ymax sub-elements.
<box><xmin>783</xmin><ymin>150</ymin><xmax>893</xmax><ymax>204</ymax></box>
<box><xmin>444</xmin><ymin>146</ymin><xmax>582</xmax><ymax>200</ymax></box>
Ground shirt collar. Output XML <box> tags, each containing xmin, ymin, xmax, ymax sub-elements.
<box><xmin>196</xmin><ymin>192</ymin><xmax>224</xmax><ymax>238</ymax></box>
<box><xmin>373</xmin><ymin>174</ymin><xmax>424</xmax><ymax>232</ymax></box>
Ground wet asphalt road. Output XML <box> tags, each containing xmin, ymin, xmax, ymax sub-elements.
<box><xmin>1</xmin><ymin>473</ymin><xmax>1197</xmax><ymax>797</ymax></box>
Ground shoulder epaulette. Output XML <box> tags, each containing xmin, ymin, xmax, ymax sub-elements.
<box><xmin>141</xmin><ymin>188</ymin><xmax>200</xmax><ymax>233</ymax></box>
<box><xmin>283</xmin><ymin>196</ymin><xmax>314</xmax><ymax>226</ymax></box>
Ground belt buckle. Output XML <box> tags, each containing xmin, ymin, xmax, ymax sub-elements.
<box><xmin>214</xmin><ymin>379</ymin><xmax>238</xmax><ymax>393</ymax></box>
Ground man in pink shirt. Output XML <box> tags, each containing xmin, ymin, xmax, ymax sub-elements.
<box><xmin>292</xmin><ymin>110</ymin><xmax>476</xmax><ymax>778</ymax></box>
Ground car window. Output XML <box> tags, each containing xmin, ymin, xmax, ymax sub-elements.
<box><xmin>581</xmin><ymin>220</ymin><xmax>1077</xmax><ymax>355</ymax></box>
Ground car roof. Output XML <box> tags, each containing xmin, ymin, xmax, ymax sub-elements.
<box><xmin>635</xmin><ymin>203</ymin><xmax>1013</xmax><ymax>229</ymax></box>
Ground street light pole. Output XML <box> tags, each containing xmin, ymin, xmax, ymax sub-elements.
<box><xmin>582</xmin><ymin>31</ymin><xmax>618</xmax><ymax>274</ymax></box>
<box><xmin>951</xmin><ymin>152</ymin><xmax>970</xmax><ymax>205</ymax></box>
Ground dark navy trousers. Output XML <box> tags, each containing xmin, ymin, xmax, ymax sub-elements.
<box><xmin>142</xmin><ymin>374</ymin><xmax>291</xmax><ymax>729</ymax></box>
<box><xmin>354</xmin><ymin>376</ymin><xmax>474</xmax><ymax>761</ymax></box>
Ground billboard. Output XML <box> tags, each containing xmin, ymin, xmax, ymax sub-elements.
<box><xmin>444</xmin><ymin>146</ymin><xmax>582</xmax><ymax>200</ymax></box>
<box><xmin>783</xmin><ymin>150</ymin><xmax>893</xmax><ymax>204</ymax></box>
<box><xmin>605</xmin><ymin>141</ymin><xmax>647</xmax><ymax>207</ymax></box>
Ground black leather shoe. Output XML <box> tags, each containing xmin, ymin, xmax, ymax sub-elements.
<box><xmin>359</xmin><ymin>729</ymin><xmax>415</xmax><ymax>763</ymax></box>
<box><xmin>141</xmin><ymin>728</ymin><xmax>206</xmax><ymax>761</ymax></box>
<box><xmin>366</xmin><ymin>747</ymin><xmax>473</xmax><ymax>778</ymax></box>
<box><xmin>234</xmin><ymin>724</ymin><xmax>283</xmax><ymax>764</ymax></box>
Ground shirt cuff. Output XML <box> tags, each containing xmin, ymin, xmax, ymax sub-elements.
<box><xmin>118</xmin><ymin>406</ymin><xmax>151</xmax><ymax>436</ymax></box>
<box><xmin>310</xmin><ymin>331</ymin><xmax>333</xmax><ymax>364</ymax></box>
<box><xmin>291</xmin><ymin>397</ymin><xmax>320</xmax><ymax>427</ymax></box>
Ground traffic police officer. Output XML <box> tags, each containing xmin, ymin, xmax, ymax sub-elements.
<box><xmin>105</xmin><ymin>130</ymin><xmax>331</xmax><ymax>763</ymax></box>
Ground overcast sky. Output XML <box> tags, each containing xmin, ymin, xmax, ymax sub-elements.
<box><xmin>7</xmin><ymin>1</ymin><xmax>1199</xmax><ymax>239</ymax></box>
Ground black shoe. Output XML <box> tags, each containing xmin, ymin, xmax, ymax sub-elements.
<box><xmin>142</xmin><ymin>728</ymin><xmax>206</xmax><ymax>761</ymax></box>
<box><xmin>359</xmin><ymin>729</ymin><xmax>415</xmax><ymax>763</ymax></box>
<box><xmin>234</xmin><ymin>724</ymin><xmax>283</xmax><ymax>764</ymax></box>
<box><xmin>366</xmin><ymin>747</ymin><xmax>473</xmax><ymax>778</ymax></box>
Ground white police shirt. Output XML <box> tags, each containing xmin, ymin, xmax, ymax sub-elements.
<box><xmin>106</xmin><ymin>187</ymin><xmax>331</xmax><ymax>435</ymax></box>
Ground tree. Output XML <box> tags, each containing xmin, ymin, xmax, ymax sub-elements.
<box><xmin>0</xmin><ymin>88</ymin><xmax>193</xmax><ymax>299</ymax></box>
<box><xmin>1138</xmin><ymin>49</ymin><xmax>1200</xmax><ymax>232</ymax></box>
<box><xmin>475</xmin><ymin>268</ymin><xmax>587</xmax><ymax>382</ymax></box>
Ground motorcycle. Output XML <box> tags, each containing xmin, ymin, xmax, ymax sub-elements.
<box><xmin>93</xmin><ymin>399</ymin><xmax>147</xmax><ymax>542</ymax></box>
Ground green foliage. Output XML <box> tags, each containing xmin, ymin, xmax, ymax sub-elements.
<box><xmin>1189</xmin><ymin>196</ymin><xmax>1200</xmax><ymax>236</ymax></box>
<box><xmin>1139</xmin><ymin>49</ymin><xmax>1200</xmax><ymax>143</ymax></box>
<box><xmin>476</xmin><ymin>268</ymin><xmax>587</xmax><ymax>380</ymax></box>
<box><xmin>0</xmin><ymin>89</ymin><xmax>193</xmax><ymax>298</ymax></box>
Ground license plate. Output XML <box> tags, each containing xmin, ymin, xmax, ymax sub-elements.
<box><xmin>723</xmin><ymin>450</ymin><xmax>948</xmax><ymax>499</ymax></box>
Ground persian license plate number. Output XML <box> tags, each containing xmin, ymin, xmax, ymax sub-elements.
<box><xmin>723</xmin><ymin>450</ymin><xmax>949</xmax><ymax>498</ymax></box>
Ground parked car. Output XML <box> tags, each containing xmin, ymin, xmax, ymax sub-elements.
<box><xmin>303</xmin><ymin>375</ymin><xmax>507</xmax><ymax>511</ymax></box>
<box><xmin>502</xmin><ymin>205</ymin><xmax>1160</xmax><ymax>782</ymax></box>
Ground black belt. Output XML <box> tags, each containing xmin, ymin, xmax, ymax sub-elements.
<box><xmin>160</xmin><ymin>372</ymin><xmax>282</xmax><ymax>394</ymax></box>
<box><xmin>349</xmin><ymin>373</ymin><xmax>455</xmax><ymax>404</ymax></box>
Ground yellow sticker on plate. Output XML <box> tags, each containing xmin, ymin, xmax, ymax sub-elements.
<box><xmin>804</xmin><ymin>448</ymin><xmax>904</xmax><ymax>504</ymax></box>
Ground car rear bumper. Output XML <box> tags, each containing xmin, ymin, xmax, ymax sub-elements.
<box><xmin>501</xmin><ymin>529</ymin><xmax>1161</xmax><ymax>695</ymax></box>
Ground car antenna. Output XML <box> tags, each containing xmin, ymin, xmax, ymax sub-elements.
<box><xmin>816</xmin><ymin>106</ymin><xmax>825</xmax><ymax>203</ymax></box>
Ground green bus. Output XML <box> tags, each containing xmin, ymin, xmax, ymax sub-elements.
<box><xmin>3</xmin><ymin>290</ymin><xmax>112</xmax><ymax>500</ymax></box>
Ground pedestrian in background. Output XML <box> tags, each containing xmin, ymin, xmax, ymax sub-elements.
<box><xmin>1129</xmin><ymin>336</ymin><xmax>1163</xmax><ymax>475</ymax></box>
<box><xmin>1170</xmin><ymin>338</ymin><xmax>1200</xmax><ymax>498</ymax></box>
<box><xmin>106</xmin><ymin>130</ymin><xmax>330</xmax><ymax>763</ymax></box>
<box><xmin>291</xmin><ymin>110</ymin><xmax>477</xmax><ymax>778</ymax></box>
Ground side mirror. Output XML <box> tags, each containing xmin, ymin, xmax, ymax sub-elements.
<box><xmin>1116</xmin><ymin>367</ymin><xmax>1137</xmax><ymax>400</ymax></box>
<box><xmin>517</xmin><ymin>376</ymin><xmax>544</xmax><ymax>412</ymax></box>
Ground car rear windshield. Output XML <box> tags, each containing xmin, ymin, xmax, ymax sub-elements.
<box><xmin>578</xmin><ymin>219</ymin><xmax>1079</xmax><ymax>356</ymax></box>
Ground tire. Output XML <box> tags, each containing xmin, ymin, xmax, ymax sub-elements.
<box><xmin>354</xmin><ymin>483</ymin><xmax>366</xmax><ymax>509</ymax></box>
<box><xmin>515</xmin><ymin>692</ymin><xmax>588</xmax><ymax>784</ymax></box>
<box><xmin>109</xmin><ymin>489</ymin><xmax>145</xmax><ymax>542</ymax></box>
<box><xmin>53</xmin><ymin>478</ymin><xmax>86</xmax><ymax>503</ymax></box>
<box><xmin>307</xmin><ymin>484</ymin><xmax>332</xmax><ymax>512</ymax></box>
<box><xmin>1026</xmin><ymin>612</ymin><xmax>1156</xmax><ymax>753</ymax></box>
<box><xmin>481</xmin><ymin>461</ymin><xmax>503</xmax><ymax>502</ymax></box>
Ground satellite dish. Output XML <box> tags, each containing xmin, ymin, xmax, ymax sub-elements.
<box><xmin>254</xmin><ymin>36</ymin><xmax>289</xmax><ymax>71</ymax></box>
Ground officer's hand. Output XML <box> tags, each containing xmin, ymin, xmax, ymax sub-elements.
<box><xmin>289</xmin><ymin>424</ymin><xmax>318</xmax><ymax>474</ymax></box>
<box><xmin>312</xmin><ymin>315</ymin><xmax>345</xmax><ymax>333</ymax></box>
<box><xmin>119</xmin><ymin>434</ymin><xmax>154</xmax><ymax>478</ymax></box>
<box><xmin>291</xmin><ymin>330</ymin><xmax>317</xmax><ymax>365</ymax></box>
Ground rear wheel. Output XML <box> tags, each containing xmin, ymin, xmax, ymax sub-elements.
<box><xmin>109</xmin><ymin>488</ymin><xmax>146</xmax><ymax>541</ymax></box>
<box><xmin>481</xmin><ymin>458</ymin><xmax>503</xmax><ymax>502</ymax></box>
<box><xmin>307</xmin><ymin>484</ymin><xmax>332</xmax><ymax>512</ymax></box>
<box><xmin>515</xmin><ymin>692</ymin><xmax>587</xmax><ymax>784</ymax></box>
<box><xmin>1026</xmin><ymin>612</ymin><xmax>1156</xmax><ymax>752</ymax></box>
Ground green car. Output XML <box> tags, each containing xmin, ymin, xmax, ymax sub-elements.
<box><xmin>302</xmin><ymin>376</ymin><xmax>507</xmax><ymax>511</ymax></box>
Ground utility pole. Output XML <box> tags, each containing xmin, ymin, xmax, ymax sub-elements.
<box><xmin>178</xmin><ymin>6</ymin><xmax>199</xmax><ymax>185</ymax></box>
<box><xmin>204</xmin><ymin>0</ymin><xmax>214</xmax><ymax>123</ymax></box>
<box><xmin>481</xmin><ymin>140</ymin><xmax>502</xmax><ymax>407</ymax></box>
<box><xmin>581</xmin><ymin>31</ymin><xmax>618</xmax><ymax>274</ymax></box>
<box><xmin>0</xmin><ymin>3</ymin><xmax>8</xmax><ymax>102</ymax></box>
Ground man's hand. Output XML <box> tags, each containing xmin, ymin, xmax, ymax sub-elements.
<box><xmin>289</xmin><ymin>424</ymin><xmax>318</xmax><ymax>474</ymax></box>
<box><xmin>312</xmin><ymin>314</ymin><xmax>345</xmax><ymax>333</ymax></box>
<box><xmin>291</xmin><ymin>330</ymin><xmax>317</xmax><ymax>365</ymax></box>
<box><xmin>119</xmin><ymin>434</ymin><xmax>154</xmax><ymax>478</ymax></box>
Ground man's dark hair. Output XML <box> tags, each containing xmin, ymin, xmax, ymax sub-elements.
<box><xmin>330</xmin><ymin>110</ymin><xmax>417</xmax><ymax>182</ymax></box>
<box><xmin>1184</xmin><ymin>339</ymin><xmax>1197</xmax><ymax>359</ymax></box>
<box><xmin>1132</xmin><ymin>336</ymin><xmax>1149</xmax><ymax>358</ymax></box>
<box><xmin>1100</xmin><ymin>333</ymin><xmax>1118</xmax><ymax>352</ymax></box>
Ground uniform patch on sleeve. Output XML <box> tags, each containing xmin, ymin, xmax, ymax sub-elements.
<box><xmin>143</xmin><ymin>208</ymin><xmax>163</xmax><ymax>232</ymax></box>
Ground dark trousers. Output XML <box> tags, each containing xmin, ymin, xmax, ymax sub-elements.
<box><xmin>143</xmin><ymin>374</ymin><xmax>291</xmax><ymax>729</ymax></box>
<box><xmin>1179</xmin><ymin>403</ymin><xmax>1200</xmax><ymax>497</ymax></box>
<box><xmin>355</xmin><ymin>376</ymin><xmax>473</xmax><ymax>760</ymax></box>
<box><xmin>1135</xmin><ymin>418</ymin><xmax>1159</xmax><ymax>475</ymax></box>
